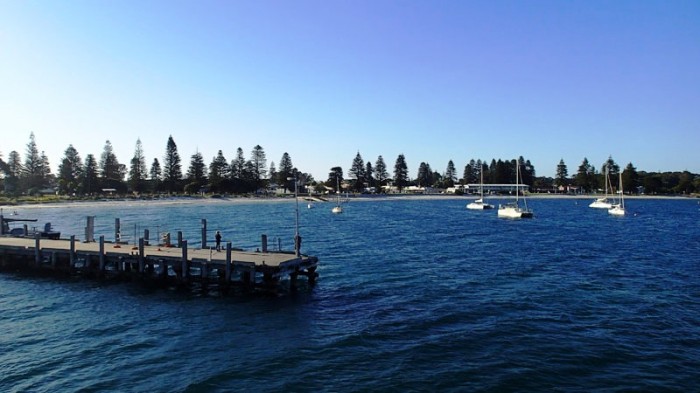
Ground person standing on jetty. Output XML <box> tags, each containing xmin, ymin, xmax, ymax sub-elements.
<box><xmin>215</xmin><ymin>230</ymin><xmax>222</xmax><ymax>252</ymax></box>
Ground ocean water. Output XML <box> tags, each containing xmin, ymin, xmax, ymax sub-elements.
<box><xmin>1</xmin><ymin>197</ymin><xmax>699</xmax><ymax>392</ymax></box>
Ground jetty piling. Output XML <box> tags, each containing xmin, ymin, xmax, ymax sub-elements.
<box><xmin>201</xmin><ymin>219</ymin><xmax>207</xmax><ymax>249</ymax></box>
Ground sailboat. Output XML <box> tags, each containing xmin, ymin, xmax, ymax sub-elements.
<box><xmin>331</xmin><ymin>177</ymin><xmax>343</xmax><ymax>214</ymax></box>
<box><xmin>466</xmin><ymin>170</ymin><xmax>494</xmax><ymax>210</ymax></box>
<box><xmin>589</xmin><ymin>167</ymin><xmax>613</xmax><ymax>209</ymax></box>
<box><xmin>498</xmin><ymin>161</ymin><xmax>533</xmax><ymax>219</ymax></box>
<box><xmin>608</xmin><ymin>172</ymin><xmax>625</xmax><ymax>216</ymax></box>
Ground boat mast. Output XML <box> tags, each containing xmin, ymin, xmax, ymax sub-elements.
<box><xmin>480</xmin><ymin>170</ymin><xmax>484</xmax><ymax>199</ymax></box>
<box><xmin>515</xmin><ymin>160</ymin><xmax>519</xmax><ymax>204</ymax></box>
<box><xmin>336</xmin><ymin>177</ymin><xmax>341</xmax><ymax>207</ymax></box>
<box><xmin>619</xmin><ymin>172</ymin><xmax>625</xmax><ymax>209</ymax></box>
<box><xmin>604</xmin><ymin>166</ymin><xmax>609</xmax><ymax>199</ymax></box>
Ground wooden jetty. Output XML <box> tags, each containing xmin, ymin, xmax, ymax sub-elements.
<box><xmin>0</xmin><ymin>220</ymin><xmax>319</xmax><ymax>294</ymax></box>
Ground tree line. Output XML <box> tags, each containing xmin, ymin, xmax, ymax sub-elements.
<box><xmin>330</xmin><ymin>152</ymin><xmax>699</xmax><ymax>195</ymax></box>
<box><xmin>325</xmin><ymin>153</ymin><xmax>538</xmax><ymax>194</ymax></box>
<box><xmin>552</xmin><ymin>156</ymin><xmax>700</xmax><ymax>195</ymax></box>
<box><xmin>2</xmin><ymin>134</ymin><xmax>698</xmax><ymax>197</ymax></box>
<box><xmin>0</xmin><ymin>133</ymin><xmax>314</xmax><ymax>197</ymax></box>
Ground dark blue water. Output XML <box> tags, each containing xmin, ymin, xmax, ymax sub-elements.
<box><xmin>1</xmin><ymin>197</ymin><xmax>699</xmax><ymax>392</ymax></box>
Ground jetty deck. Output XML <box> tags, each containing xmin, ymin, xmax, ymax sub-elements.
<box><xmin>0</xmin><ymin>235</ymin><xmax>319</xmax><ymax>293</ymax></box>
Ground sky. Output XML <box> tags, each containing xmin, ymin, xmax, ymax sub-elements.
<box><xmin>1</xmin><ymin>0</ymin><xmax>698</xmax><ymax>181</ymax></box>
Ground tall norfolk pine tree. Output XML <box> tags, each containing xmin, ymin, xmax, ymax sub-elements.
<box><xmin>208</xmin><ymin>150</ymin><xmax>229</xmax><ymax>192</ymax></box>
<box><xmin>3</xmin><ymin>151</ymin><xmax>22</xmax><ymax>195</ymax></box>
<box><xmin>250</xmin><ymin>145</ymin><xmax>267</xmax><ymax>189</ymax></box>
<box><xmin>58</xmin><ymin>145</ymin><xmax>83</xmax><ymax>195</ymax></box>
<box><xmin>149</xmin><ymin>158</ymin><xmax>162</xmax><ymax>192</ymax></box>
<box><xmin>162</xmin><ymin>135</ymin><xmax>182</xmax><ymax>193</ymax></box>
<box><xmin>416</xmin><ymin>162</ymin><xmax>433</xmax><ymax>187</ymax></box>
<box><xmin>277</xmin><ymin>152</ymin><xmax>294</xmax><ymax>192</ymax></box>
<box><xmin>374</xmin><ymin>155</ymin><xmax>389</xmax><ymax>192</ymax></box>
<box><xmin>444</xmin><ymin>160</ymin><xmax>456</xmax><ymax>188</ymax></box>
<box><xmin>393</xmin><ymin>154</ymin><xmax>409</xmax><ymax>191</ymax></box>
<box><xmin>554</xmin><ymin>159</ymin><xmax>568</xmax><ymax>188</ymax></box>
<box><xmin>185</xmin><ymin>151</ymin><xmax>207</xmax><ymax>193</ymax></box>
<box><xmin>574</xmin><ymin>157</ymin><xmax>595</xmax><ymax>192</ymax></box>
<box><xmin>128</xmin><ymin>138</ymin><xmax>147</xmax><ymax>193</ymax></box>
<box><xmin>349</xmin><ymin>152</ymin><xmax>366</xmax><ymax>192</ymax></box>
<box><xmin>23</xmin><ymin>132</ymin><xmax>47</xmax><ymax>192</ymax></box>
<box><xmin>81</xmin><ymin>154</ymin><xmax>99</xmax><ymax>195</ymax></box>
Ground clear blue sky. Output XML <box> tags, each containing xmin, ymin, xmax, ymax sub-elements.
<box><xmin>2</xmin><ymin>0</ymin><xmax>698</xmax><ymax>180</ymax></box>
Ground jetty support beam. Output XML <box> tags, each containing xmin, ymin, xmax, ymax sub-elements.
<box><xmin>181</xmin><ymin>240</ymin><xmax>188</xmax><ymax>282</ymax></box>
<box><xmin>225</xmin><ymin>242</ymin><xmax>232</xmax><ymax>282</ymax></box>
<box><xmin>138</xmin><ymin>237</ymin><xmax>145</xmax><ymax>273</ymax></box>
<box><xmin>201</xmin><ymin>219</ymin><xmax>207</xmax><ymax>249</ymax></box>
<box><xmin>70</xmin><ymin>235</ymin><xmax>75</xmax><ymax>267</ymax></box>
<box><xmin>99</xmin><ymin>236</ymin><xmax>105</xmax><ymax>273</ymax></box>
<box><xmin>34</xmin><ymin>234</ymin><xmax>41</xmax><ymax>267</ymax></box>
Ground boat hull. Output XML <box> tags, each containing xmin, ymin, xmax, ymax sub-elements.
<box><xmin>608</xmin><ymin>205</ymin><xmax>625</xmax><ymax>216</ymax></box>
<box><xmin>466</xmin><ymin>201</ymin><xmax>494</xmax><ymax>210</ymax></box>
<box><xmin>498</xmin><ymin>205</ymin><xmax>533</xmax><ymax>219</ymax></box>
<box><xmin>589</xmin><ymin>198</ymin><xmax>613</xmax><ymax>209</ymax></box>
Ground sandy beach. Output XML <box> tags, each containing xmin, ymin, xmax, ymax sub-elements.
<box><xmin>2</xmin><ymin>193</ymin><xmax>696</xmax><ymax>211</ymax></box>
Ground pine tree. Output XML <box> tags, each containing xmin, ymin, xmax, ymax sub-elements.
<box><xmin>162</xmin><ymin>136</ymin><xmax>182</xmax><ymax>193</ymax></box>
<box><xmin>444</xmin><ymin>160</ymin><xmax>456</xmax><ymax>187</ymax></box>
<box><xmin>416</xmin><ymin>162</ymin><xmax>432</xmax><ymax>187</ymax></box>
<box><xmin>374</xmin><ymin>156</ymin><xmax>389</xmax><ymax>192</ymax></box>
<box><xmin>128</xmin><ymin>138</ymin><xmax>147</xmax><ymax>193</ymax></box>
<box><xmin>518</xmin><ymin>156</ymin><xmax>535</xmax><ymax>186</ymax></box>
<box><xmin>39</xmin><ymin>151</ymin><xmax>52</xmax><ymax>188</ymax></box>
<box><xmin>365</xmin><ymin>161</ymin><xmax>374</xmax><ymax>191</ymax></box>
<box><xmin>268</xmin><ymin>161</ymin><xmax>277</xmax><ymax>187</ymax></box>
<box><xmin>81</xmin><ymin>154</ymin><xmax>99</xmax><ymax>195</ymax></box>
<box><xmin>4</xmin><ymin>151</ymin><xmax>22</xmax><ymax>195</ymax></box>
<box><xmin>186</xmin><ymin>152</ymin><xmax>207</xmax><ymax>188</ymax></box>
<box><xmin>472</xmin><ymin>159</ymin><xmax>482</xmax><ymax>184</ymax></box>
<box><xmin>462</xmin><ymin>161</ymin><xmax>473</xmax><ymax>187</ymax></box>
<box><xmin>250</xmin><ymin>145</ymin><xmax>267</xmax><ymax>189</ymax></box>
<box><xmin>393</xmin><ymin>154</ymin><xmax>409</xmax><ymax>191</ymax></box>
<box><xmin>23</xmin><ymin>132</ymin><xmax>44</xmax><ymax>192</ymax></box>
<box><xmin>278</xmin><ymin>152</ymin><xmax>294</xmax><ymax>192</ymax></box>
<box><xmin>574</xmin><ymin>157</ymin><xmax>595</xmax><ymax>192</ymax></box>
<box><xmin>554</xmin><ymin>159</ymin><xmax>568</xmax><ymax>189</ymax></box>
<box><xmin>349</xmin><ymin>152</ymin><xmax>366</xmax><ymax>192</ymax></box>
<box><xmin>208</xmin><ymin>150</ymin><xmax>229</xmax><ymax>192</ymax></box>
<box><xmin>230</xmin><ymin>147</ymin><xmax>246</xmax><ymax>180</ymax></box>
<box><xmin>622</xmin><ymin>162</ymin><xmax>639</xmax><ymax>194</ymax></box>
<box><xmin>602</xmin><ymin>156</ymin><xmax>620</xmax><ymax>177</ymax></box>
<box><xmin>149</xmin><ymin>158</ymin><xmax>162</xmax><ymax>192</ymax></box>
<box><xmin>99</xmin><ymin>140</ymin><xmax>121</xmax><ymax>180</ymax></box>
<box><xmin>327</xmin><ymin>166</ymin><xmax>344</xmax><ymax>191</ymax></box>
<box><xmin>58</xmin><ymin>145</ymin><xmax>83</xmax><ymax>195</ymax></box>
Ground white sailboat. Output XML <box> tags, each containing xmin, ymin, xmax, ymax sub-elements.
<box><xmin>498</xmin><ymin>161</ymin><xmax>533</xmax><ymax>219</ymax></box>
<box><xmin>590</xmin><ymin>167</ymin><xmax>613</xmax><ymax>209</ymax></box>
<box><xmin>608</xmin><ymin>172</ymin><xmax>625</xmax><ymax>216</ymax></box>
<box><xmin>331</xmin><ymin>177</ymin><xmax>343</xmax><ymax>214</ymax></box>
<box><xmin>466</xmin><ymin>170</ymin><xmax>494</xmax><ymax>210</ymax></box>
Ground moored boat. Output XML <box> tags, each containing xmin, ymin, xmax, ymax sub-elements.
<box><xmin>497</xmin><ymin>160</ymin><xmax>533</xmax><ymax>219</ymax></box>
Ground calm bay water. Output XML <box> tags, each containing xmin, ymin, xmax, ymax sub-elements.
<box><xmin>1</xmin><ymin>197</ymin><xmax>699</xmax><ymax>392</ymax></box>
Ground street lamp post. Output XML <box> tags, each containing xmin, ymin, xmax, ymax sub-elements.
<box><xmin>288</xmin><ymin>176</ymin><xmax>300</xmax><ymax>256</ymax></box>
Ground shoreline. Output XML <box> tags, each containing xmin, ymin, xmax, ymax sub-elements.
<box><xmin>1</xmin><ymin>193</ymin><xmax>697</xmax><ymax>210</ymax></box>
